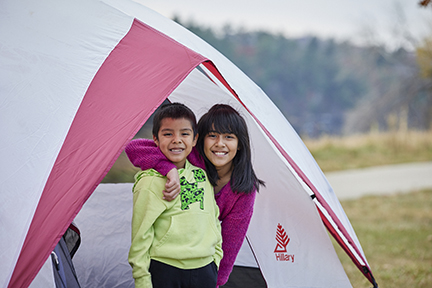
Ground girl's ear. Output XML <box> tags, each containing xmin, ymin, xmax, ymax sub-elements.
<box><xmin>153</xmin><ymin>135</ymin><xmax>159</xmax><ymax>147</ymax></box>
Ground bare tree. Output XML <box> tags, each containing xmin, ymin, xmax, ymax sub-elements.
<box><xmin>419</xmin><ymin>0</ymin><xmax>431</xmax><ymax>8</ymax></box>
<box><xmin>343</xmin><ymin>2</ymin><xmax>432</xmax><ymax>134</ymax></box>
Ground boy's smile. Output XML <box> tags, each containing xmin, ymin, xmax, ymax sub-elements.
<box><xmin>153</xmin><ymin>117</ymin><xmax>197</xmax><ymax>169</ymax></box>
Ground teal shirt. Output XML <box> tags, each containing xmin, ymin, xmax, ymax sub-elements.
<box><xmin>128</xmin><ymin>160</ymin><xmax>223</xmax><ymax>288</ymax></box>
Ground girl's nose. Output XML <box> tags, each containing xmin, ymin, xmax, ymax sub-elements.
<box><xmin>216</xmin><ymin>135</ymin><xmax>225</xmax><ymax>146</ymax></box>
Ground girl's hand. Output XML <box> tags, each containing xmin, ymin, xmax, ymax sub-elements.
<box><xmin>163</xmin><ymin>168</ymin><xmax>181</xmax><ymax>201</ymax></box>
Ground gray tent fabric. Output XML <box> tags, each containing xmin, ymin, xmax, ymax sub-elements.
<box><xmin>63</xmin><ymin>225</ymin><xmax>81</xmax><ymax>260</ymax></box>
<box><xmin>73</xmin><ymin>183</ymin><xmax>134</xmax><ymax>288</ymax></box>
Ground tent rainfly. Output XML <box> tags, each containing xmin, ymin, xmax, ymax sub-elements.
<box><xmin>0</xmin><ymin>0</ymin><xmax>378</xmax><ymax>287</ymax></box>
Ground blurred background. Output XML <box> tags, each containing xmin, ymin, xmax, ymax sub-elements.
<box><xmin>136</xmin><ymin>0</ymin><xmax>432</xmax><ymax>137</ymax></box>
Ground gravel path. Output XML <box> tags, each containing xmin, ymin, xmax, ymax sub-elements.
<box><xmin>324</xmin><ymin>161</ymin><xmax>432</xmax><ymax>200</ymax></box>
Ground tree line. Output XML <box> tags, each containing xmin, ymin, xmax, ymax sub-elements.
<box><xmin>176</xmin><ymin>16</ymin><xmax>432</xmax><ymax>137</ymax></box>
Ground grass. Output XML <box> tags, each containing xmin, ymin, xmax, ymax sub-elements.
<box><xmin>102</xmin><ymin>151</ymin><xmax>140</xmax><ymax>183</ymax></box>
<box><xmin>334</xmin><ymin>189</ymin><xmax>432</xmax><ymax>288</ymax></box>
<box><xmin>303</xmin><ymin>130</ymin><xmax>432</xmax><ymax>172</ymax></box>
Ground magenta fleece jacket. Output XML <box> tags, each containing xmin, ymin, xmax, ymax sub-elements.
<box><xmin>125</xmin><ymin>139</ymin><xmax>256</xmax><ymax>287</ymax></box>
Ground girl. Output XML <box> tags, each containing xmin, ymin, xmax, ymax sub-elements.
<box><xmin>125</xmin><ymin>104</ymin><xmax>265</xmax><ymax>287</ymax></box>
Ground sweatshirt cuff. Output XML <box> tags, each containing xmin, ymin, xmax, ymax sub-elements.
<box><xmin>134</xmin><ymin>275</ymin><xmax>152</xmax><ymax>288</ymax></box>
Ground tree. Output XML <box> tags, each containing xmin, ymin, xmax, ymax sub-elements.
<box><xmin>417</xmin><ymin>37</ymin><xmax>432</xmax><ymax>79</ymax></box>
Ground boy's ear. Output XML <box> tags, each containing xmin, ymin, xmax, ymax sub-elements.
<box><xmin>192</xmin><ymin>133</ymin><xmax>198</xmax><ymax>147</ymax></box>
<box><xmin>153</xmin><ymin>135</ymin><xmax>159</xmax><ymax>147</ymax></box>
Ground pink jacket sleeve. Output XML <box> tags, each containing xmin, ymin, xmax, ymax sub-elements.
<box><xmin>125</xmin><ymin>138</ymin><xmax>175</xmax><ymax>175</ymax></box>
<box><xmin>125</xmin><ymin>138</ymin><xmax>205</xmax><ymax>175</ymax></box>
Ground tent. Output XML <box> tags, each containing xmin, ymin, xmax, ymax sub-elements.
<box><xmin>0</xmin><ymin>0</ymin><xmax>378</xmax><ymax>287</ymax></box>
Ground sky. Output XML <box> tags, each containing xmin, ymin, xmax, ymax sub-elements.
<box><xmin>134</xmin><ymin>0</ymin><xmax>432</xmax><ymax>50</ymax></box>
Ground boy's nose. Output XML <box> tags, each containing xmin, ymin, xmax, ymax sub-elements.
<box><xmin>173</xmin><ymin>134</ymin><xmax>182</xmax><ymax>143</ymax></box>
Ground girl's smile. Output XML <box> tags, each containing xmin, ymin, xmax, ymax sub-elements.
<box><xmin>204</xmin><ymin>131</ymin><xmax>238</xmax><ymax>174</ymax></box>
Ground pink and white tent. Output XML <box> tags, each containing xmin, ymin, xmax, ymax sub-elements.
<box><xmin>0</xmin><ymin>0</ymin><xmax>378</xmax><ymax>287</ymax></box>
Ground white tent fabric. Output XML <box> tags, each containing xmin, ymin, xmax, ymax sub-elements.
<box><xmin>1</xmin><ymin>0</ymin><xmax>135</xmax><ymax>286</ymax></box>
<box><xmin>1</xmin><ymin>0</ymin><xmax>376</xmax><ymax>287</ymax></box>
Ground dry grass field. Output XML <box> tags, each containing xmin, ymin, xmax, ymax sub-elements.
<box><xmin>334</xmin><ymin>189</ymin><xmax>432</xmax><ymax>288</ymax></box>
<box><xmin>303</xmin><ymin>130</ymin><xmax>432</xmax><ymax>172</ymax></box>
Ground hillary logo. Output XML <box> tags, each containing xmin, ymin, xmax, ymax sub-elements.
<box><xmin>274</xmin><ymin>223</ymin><xmax>294</xmax><ymax>262</ymax></box>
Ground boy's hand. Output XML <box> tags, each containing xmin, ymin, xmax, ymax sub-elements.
<box><xmin>163</xmin><ymin>168</ymin><xmax>180</xmax><ymax>201</ymax></box>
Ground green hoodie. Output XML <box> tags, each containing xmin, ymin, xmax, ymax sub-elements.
<box><xmin>128</xmin><ymin>160</ymin><xmax>223</xmax><ymax>288</ymax></box>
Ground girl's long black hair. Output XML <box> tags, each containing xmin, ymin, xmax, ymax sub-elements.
<box><xmin>196</xmin><ymin>104</ymin><xmax>265</xmax><ymax>194</ymax></box>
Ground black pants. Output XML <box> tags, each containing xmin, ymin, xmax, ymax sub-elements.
<box><xmin>149</xmin><ymin>260</ymin><xmax>217</xmax><ymax>288</ymax></box>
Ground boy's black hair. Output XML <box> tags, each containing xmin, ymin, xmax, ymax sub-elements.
<box><xmin>152</xmin><ymin>102</ymin><xmax>197</xmax><ymax>139</ymax></box>
<box><xmin>197</xmin><ymin>104</ymin><xmax>265</xmax><ymax>194</ymax></box>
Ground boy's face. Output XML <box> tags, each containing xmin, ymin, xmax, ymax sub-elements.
<box><xmin>153</xmin><ymin>117</ymin><xmax>197</xmax><ymax>169</ymax></box>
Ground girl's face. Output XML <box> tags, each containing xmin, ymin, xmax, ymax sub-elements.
<box><xmin>203</xmin><ymin>131</ymin><xmax>239</xmax><ymax>173</ymax></box>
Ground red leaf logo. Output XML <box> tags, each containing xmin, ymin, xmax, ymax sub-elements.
<box><xmin>274</xmin><ymin>223</ymin><xmax>290</xmax><ymax>253</ymax></box>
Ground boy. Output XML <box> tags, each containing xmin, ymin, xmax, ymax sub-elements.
<box><xmin>127</xmin><ymin>103</ymin><xmax>223</xmax><ymax>288</ymax></box>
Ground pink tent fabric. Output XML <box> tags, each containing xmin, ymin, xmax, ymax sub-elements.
<box><xmin>9</xmin><ymin>19</ymin><xmax>207</xmax><ymax>288</ymax></box>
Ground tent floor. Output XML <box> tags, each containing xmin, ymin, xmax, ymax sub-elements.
<box><xmin>221</xmin><ymin>266</ymin><xmax>266</xmax><ymax>288</ymax></box>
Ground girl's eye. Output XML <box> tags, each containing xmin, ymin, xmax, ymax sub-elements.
<box><xmin>225</xmin><ymin>134</ymin><xmax>236</xmax><ymax>139</ymax></box>
<box><xmin>182</xmin><ymin>132</ymin><xmax>190</xmax><ymax>136</ymax></box>
<box><xmin>163</xmin><ymin>133</ymin><xmax>172</xmax><ymax>137</ymax></box>
<box><xmin>207</xmin><ymin>133</ymin><xmax>217</xmax><ymax>138</ymax></box>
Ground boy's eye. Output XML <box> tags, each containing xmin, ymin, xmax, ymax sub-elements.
<box><xmin>182</xmin><ymin>132</ymin><xmax>191</xmax><ymax>136</ymax></box>
<box><xmin>163</xmin><ymin>133</ymin><xmax>172</xmax><ymax>137</ymax></box>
